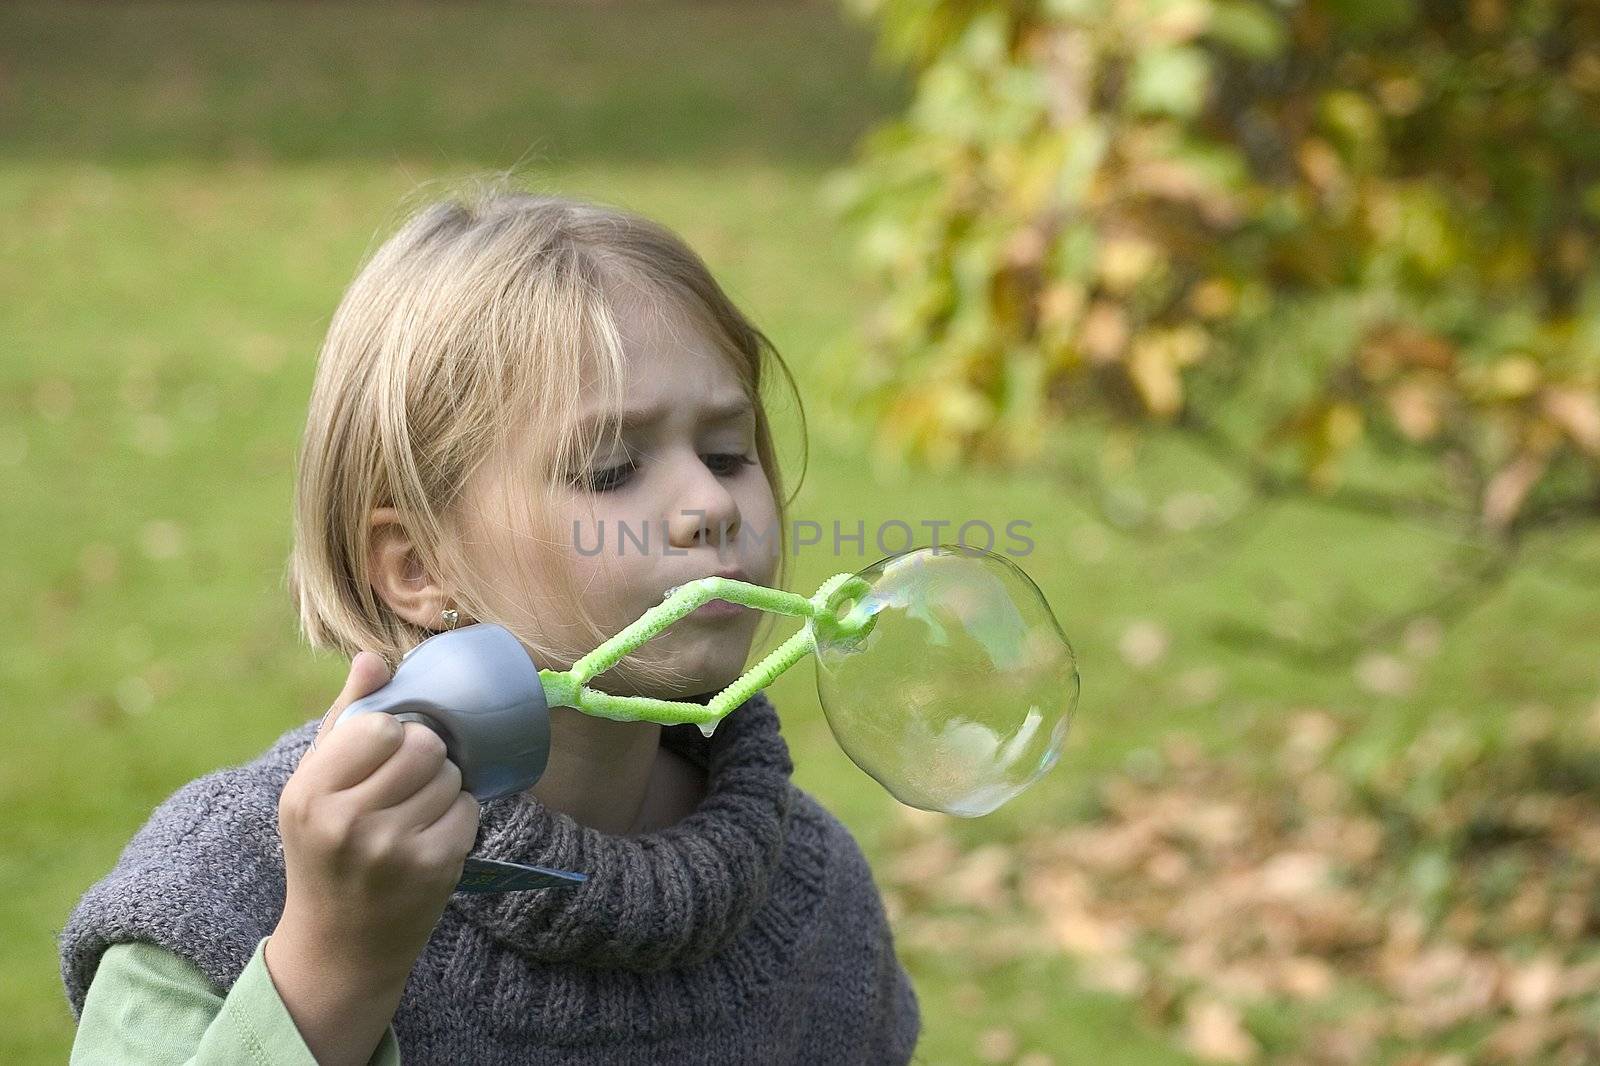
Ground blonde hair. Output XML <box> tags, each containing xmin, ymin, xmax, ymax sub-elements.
<box><xmin>284</xmin><ymin>177</ymin><xmax>807</xmax><ymax>687</ymax></box>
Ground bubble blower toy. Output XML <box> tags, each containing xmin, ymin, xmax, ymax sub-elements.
<box><xmin>333</xmin><ymin>543</ymin><xmax>1080</xmax><ymax>893</ymax></box>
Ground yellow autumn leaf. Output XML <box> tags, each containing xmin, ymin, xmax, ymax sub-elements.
<box><xmin>1540</xmin><ymin>385</ymin><xmax>1600</xmax><ymax>458</ymax></box>
<box><xmin>1385</xmin><ymin>378</ymin><xmax>1448</xmax><ymax>441</ymax></box>
<box><xmin>1097</xmin><ymin>234</ymin><xmax>1162</xmax><ymax>294</ymax></box>
<box><xmin>1128</xmin><ymin>327</ymin><xmax>1205</xmax><ymax>418</ymax></box>
<box><xmin>1484</xmin><ymin>356</ymin><xmax>1543</xmax><ymax>400</ymax></box>
<box><xmin>1078</xmin><ymin>300</ymin><xmax>1130</xmax><ymax>364</ymax></box>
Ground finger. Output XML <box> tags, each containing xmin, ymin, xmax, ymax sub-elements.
<box><xmin>305</xmin><ymin>710</ymin><xmax>407</xmax><ymax>793</ymax></box>
<box><xmin>384</xmin><ymin>757</ymin><xmax>466</xmax><ymax>830</ymax></box>
<box><xmin>416</xmin><ymin>790</ymin><xmax>481</xmax><ymax>862</ymax></box>
<box><xmin>346</xmin><ymin>720</ymin><xmax>449</xmax><ymax>810</ymax></box>
<box><xmin>316</xmin><ymin>651</ymin><xmax>392</xmax><ymax>746</ymax></box>
<box><xmin>296</xmin><ymin>652</ymin><xmax>398</xmax><ymax>789</ymax></box>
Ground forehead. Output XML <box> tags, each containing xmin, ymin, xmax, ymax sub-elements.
<box><xmin>578</xmin><ymin>289</ymin><xmax>751</xmax><ymax>424</ymax></box>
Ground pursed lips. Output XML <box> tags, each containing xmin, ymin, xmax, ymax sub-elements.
<box><xmin>662</xmin><ymin>566</ymin><xmax>749</xmax><ymax>597</ymax></box>
<box><xmin>669</xmin><ymin>567</ymin><xmax>753</xmax><ymax>620</ymax></box>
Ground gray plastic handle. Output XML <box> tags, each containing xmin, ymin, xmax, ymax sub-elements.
<box><xmin>333</xmin><ymin>623</ymin><xmax>551</xmax><ymax>802</ymax></box>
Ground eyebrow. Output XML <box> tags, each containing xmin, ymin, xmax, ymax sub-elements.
<box><xmin>580</xmin><ymin>396</ymin><xmax>755</xmax><ymax>436</ymax></box>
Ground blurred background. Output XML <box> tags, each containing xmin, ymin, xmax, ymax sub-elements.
<box><xmin>3</xmin><ymin>2</ymin><xmax>1598</xmax><ymax>1063</ymax></box>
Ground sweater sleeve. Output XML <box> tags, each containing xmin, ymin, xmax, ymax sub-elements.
<box><xmin>69</xmin><ymin>937</ymin><xmax>402</xmax><ymax>1066</ymax></box>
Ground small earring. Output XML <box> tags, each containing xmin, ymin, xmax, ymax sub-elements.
<box><xmin>440</xmin><ymin>607</ymin><xmax>460</xmax><ymax>631</ymax></box>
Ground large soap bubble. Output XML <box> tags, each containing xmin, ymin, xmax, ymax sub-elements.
<box><xmin>813</xmin><ymin>544</ymin><xmax>1078</xmax><ymax>816</ymax></box>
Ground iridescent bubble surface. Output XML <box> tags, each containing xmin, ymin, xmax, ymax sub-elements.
<box><xmin>813</xmin><ymin>545</ymin><xmax>1078</xmax><ymax>816</ymax></box>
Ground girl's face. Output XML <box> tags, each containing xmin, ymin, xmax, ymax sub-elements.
<box><xmin>467</xmin><ymin>289</ymin><xmax>782</xmax><ymax>698</ymax></box>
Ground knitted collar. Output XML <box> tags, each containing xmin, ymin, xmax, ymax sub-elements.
<box><xmin>450</xmin><ymin>691</ymin><xmax>796</xmax><ymax>972</ymax></box>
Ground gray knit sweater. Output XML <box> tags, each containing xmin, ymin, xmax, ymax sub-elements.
<box><xmin>59</xmin><ymin>692</ymin><xmax>922</xmax><ymax>1064</ymax></box>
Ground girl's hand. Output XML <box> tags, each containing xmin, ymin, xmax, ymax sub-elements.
<box><xmin>264</xmin><ymin>651</ymin><xmax>480</xmax><ymax>1066</ymax></box>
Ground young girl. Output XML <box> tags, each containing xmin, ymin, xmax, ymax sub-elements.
<box><xmin>60</xmin><ymin>183</ymin><xmax>923</xmax><ymax>1064</ymax></box>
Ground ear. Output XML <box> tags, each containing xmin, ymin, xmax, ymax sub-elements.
<box><xmin>367</xmin><ymin>506</ymin><xmax>469</xmax><ymax>631</ymax></box>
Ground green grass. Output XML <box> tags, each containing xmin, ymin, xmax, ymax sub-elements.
<box><xmin>3</xmin><ymin>3</ymin><xmax>1598</xmax><ymax>1064</ymax></box>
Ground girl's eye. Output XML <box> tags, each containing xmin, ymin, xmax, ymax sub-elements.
<box><xmin>576</xmin><ymin>453</ymin><xmax>753</xmax><ymax>493</ymax></box>
<box><xmin>581</xmin><ymin>462</ymin><xmax>636</xmax><ymax>493</ymax></box>
<box><xmin>705</xmin><ymin>453</ymin><xmax>756</xmax><ymax>477</ymax></box>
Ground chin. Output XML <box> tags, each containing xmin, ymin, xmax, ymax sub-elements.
<box><xmin>674</xmin><ymin>629</ymin><xmax>754</xmax><ymax>672</ymax></box>
<box><xmin>587</xmin><ymin>650</ymin><xmax>746</xmax><ymax>702</ymax></box>
<box><xmin>581</xmin><ymin>620</ymin><xmax>757</xmax><ymax>700</ymax></box>
<box><xmin>674</xmin><ymin>658</ymin><xmax>745</xmax><ymax>700</ymax></box>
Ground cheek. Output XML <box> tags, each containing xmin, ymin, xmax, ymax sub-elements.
<box><xmin>739</xmin><ymin>481</ymin><xmax>781</xmax><ymax>561</ymax></box>
<box><xmin>562</xmin><ymin>550</ymin><xmax>637</xmax><ymax>621</ymax></box>
<box><xmin>508</xmin><ymin>503</ymin><xmax>631</xmax><ymax>622</ymax></box>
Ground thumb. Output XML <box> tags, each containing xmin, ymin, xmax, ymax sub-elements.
<box><xmin>314</xmin><ymin>650</ymin><xmax>393</xmax><ymax>744</ymax></box>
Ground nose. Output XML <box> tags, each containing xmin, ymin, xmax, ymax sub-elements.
<box><xmin>664</xmin><ymin>454</ymin><xmax>741</xmax><ymax>553</ymax></box>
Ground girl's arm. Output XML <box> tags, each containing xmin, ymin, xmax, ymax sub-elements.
<box><xmin>69</xmin><ymin>937</ymin><xmax>400</xmax><ymax>1066</ymax></box>
<box><xmin>265</xmin><ymin>652</ymin><xmax>478</xmax><ymax>1066</ymax></box>
<box><xmin>72</xmin><ymin>651</ymin><xmax>473</xmax><ymax>1066</ymax></box>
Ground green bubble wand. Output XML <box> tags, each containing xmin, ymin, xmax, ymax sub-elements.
<box><xmin>336</xmin><ymin>545</ymin><xmax>1078</xmax><ymax>892</ymax></box>
<box><xmin>537</xmin><ymin>570</ymin><xmax>875</xmax><ymax>735</ymax></box>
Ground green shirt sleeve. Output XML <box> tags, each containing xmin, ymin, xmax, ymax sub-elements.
<box><xmin>69</xmin><ymin>936</ymin><xmax>402</xmax><ymax>1066</ymax></box>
